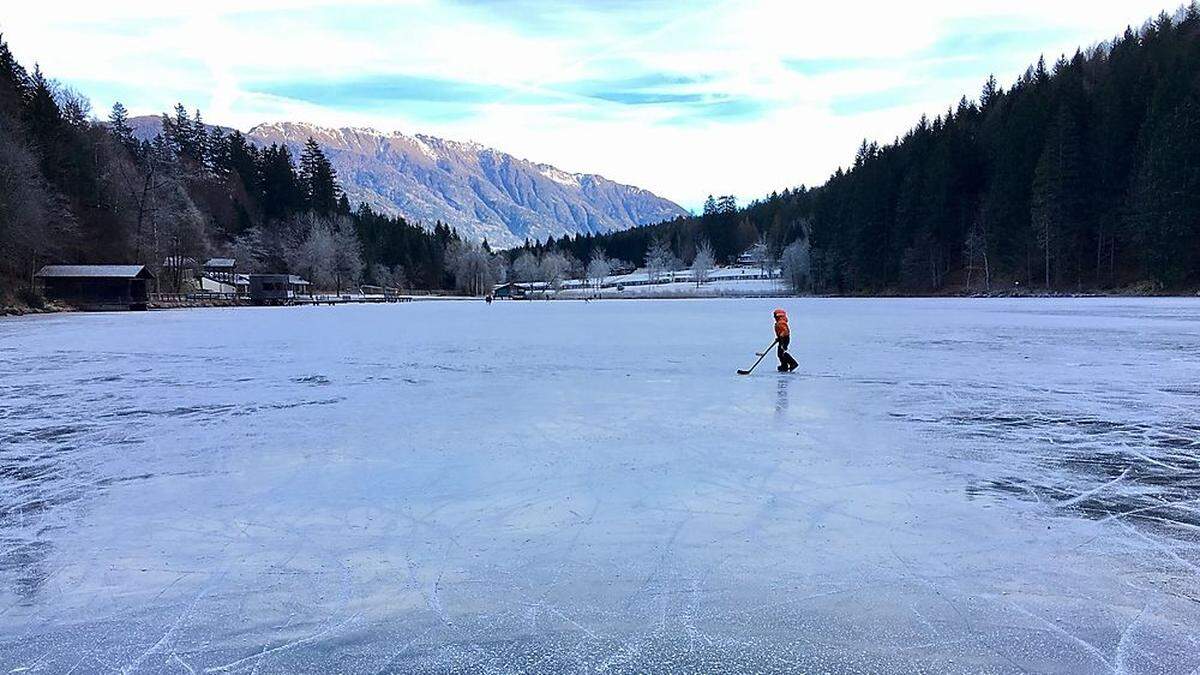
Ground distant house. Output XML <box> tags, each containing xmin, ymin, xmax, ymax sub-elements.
<box><xmin>492</xmin><ymin>282</ymin><xmax>529</xmax><ymax>300</ymax></box>
<box><xmin>737</xmin><ymin>242</ymin><xmax>768</xmax><ymax>266</ymax></box>
<box><xmin>34</xmin><ymin>265</ymin><xmax>155</xmax><ymax>311</ymax></box>
<box><xmin>611</xmin><ymin>262</ymin><xmax>636</xmax><ymax>276</ymax></box>
<box><xmin>249</xmin><ymin>274</ymin><xmax>311</xmax><ymax>305</ymax></box>
<box><xmin>203</xmin><ymin>258</ymin><xmax>237</xmax><ymax>284</ymax></box>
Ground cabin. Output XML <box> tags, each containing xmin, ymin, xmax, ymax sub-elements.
<box><xmin>34</xmin><ymin>265</ymin><xmax>155</xmax><ymax>311</ymax></box>
<box><xmin>202</xmin><ymin>258</ymin><xmax>237</xmax><ymax>284</ymax></box>
<box><xmin>737</xmin><ymin>242</ymin><xmax>768</xmax><ymax>266</ymax></box>
<box><xmin>249</xmin><ymin>274</ymin><xmax>311</xmax><ymax>305</ymax></box>
<box><xmin>492</xmin><ymin>282</ymin><xmax>529</xmax><ymax>300</ymax></box>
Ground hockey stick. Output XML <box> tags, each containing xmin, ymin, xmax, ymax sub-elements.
<box><xmin>738</xmin><ymin>339</ymin><xmax>778</xmax><ymax>376</ymax></box>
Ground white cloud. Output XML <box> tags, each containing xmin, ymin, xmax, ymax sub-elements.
<box><xmin>2</xmin><ymin>0</ymin><xmax>1181</xmax><ymax>209</ymax></box>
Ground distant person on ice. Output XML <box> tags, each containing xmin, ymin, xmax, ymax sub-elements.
<box><xmin>774</xmin><ymin>309</ymin><xmax>799</xmax><ymax>372</ymax></box>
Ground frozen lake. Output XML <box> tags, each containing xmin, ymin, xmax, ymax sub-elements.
<box><xmin>1</xmin><ymin>298</ymin><xmax>1199</xmax><ymax>673</ymax></box>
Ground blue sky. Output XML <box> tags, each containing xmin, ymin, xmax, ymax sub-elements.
<box><xmin>4</xmin><ymin>0</ymin><xmax>1179</xmax><ymax>210</ymax></box>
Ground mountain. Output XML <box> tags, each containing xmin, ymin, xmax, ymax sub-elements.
<box><xmin>128</xmin><ymin>116</ymin><xmax>687</xmax><ymax>247</ymax></box>
<box><xmin>246</xmin><ymin>122</ymin><xmax>687</xmax><ymax>247</ymax></box>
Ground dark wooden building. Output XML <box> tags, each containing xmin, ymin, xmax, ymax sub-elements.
<box><xmin>492</xmin><ymin>282</ymin><xmax>529</xmax><ymax>300</ymax></box>
<box><xmin>249</xmin><ymin>274</ymin><xmax>312</xmax><ymax>305</ymax></box>
<box><xmin>34</xmin><ymin>265</ymin><xmax>155</xmax><ymax>311</ymax></box>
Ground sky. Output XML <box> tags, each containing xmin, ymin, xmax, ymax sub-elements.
<box><xmin>2</xmin><ymin>0</ymin><xmax>1181</xmax><ymax>211</ymax></box>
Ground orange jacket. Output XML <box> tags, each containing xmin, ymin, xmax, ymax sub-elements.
<box><xmin>773</xmin><ymin>309</ymin><xmax>790</xmax><ymax>338</ymax></box>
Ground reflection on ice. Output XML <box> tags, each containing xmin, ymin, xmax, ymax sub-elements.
<box><xmin>0</xmin><ymin>298</ymin><xmax>1198</xmax><ymax>672</ymax></box>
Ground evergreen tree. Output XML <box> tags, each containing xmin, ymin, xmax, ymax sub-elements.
<box><xmin>108</xmin><ymin>102</ymin><xmax>135</xmax><ymax>151</ymax></box>
<box><xmin>257</xmin><ymin>143</ymin><xmax>303</xmax><ymax>222</ymax></box>
<box><xmin>298</xmin><ymin>137</ymin><xmax>340</xmax><ymax>214</ymax></box>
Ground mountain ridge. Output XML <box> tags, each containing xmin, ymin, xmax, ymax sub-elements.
<box><xmin>129</xmin><ymin>116</ymin><xmax>687</xmax><ymax>247</ymax></box>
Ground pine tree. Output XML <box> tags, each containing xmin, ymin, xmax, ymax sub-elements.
<box><xmin>258</xmin><ymin>143</ymin><xmax>303</xmax><ymax>222</ymax></box>
<box><xmin>298</xmin><ymin>137</ymin><xmax>340</xmax><ymax>214</ymax></box>
<box><xmin>191</xmin><ymin>109</ymin><xmax>208</xmax><ymax>169</ymax></box>
<box><xmin>108</xmin><ymin>102</ymin><xmax>136</xmax><ymax>151</ymax></box>
<box><xmin>167</xmin><ymin>103</ymin><xmax>192</xmax><ymax>158</ymax></box>
<box><xmin>1127</xmin><ymin>100</ymin><xmax>1200</xmax><ymax>287</ymax></box>
<box><xmin>981</xmin><ymin>75</ymin><xmax>1000</xmax><ymax>109</ymax></box>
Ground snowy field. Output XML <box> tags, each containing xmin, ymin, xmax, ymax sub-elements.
<box><xmin>1</xmin><ymin>298</ymin><xmax>1199</xmax><ymax>673</ymax></box>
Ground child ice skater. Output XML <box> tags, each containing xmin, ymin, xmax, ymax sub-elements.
<box><xmin>774</xmin><ymin>309</ymin><xmax>799</xmax><ymax>372</ymax></box>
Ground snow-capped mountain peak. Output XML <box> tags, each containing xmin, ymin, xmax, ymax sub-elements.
<box><xmin>130</xmin><ymin>117</ymin><xmax>686</xmax><ymax>247</ymax></box>
<box><xmin>245</xmin><ymin>122</ymin><xmax>686</xmax><ymax>247</ymax></box>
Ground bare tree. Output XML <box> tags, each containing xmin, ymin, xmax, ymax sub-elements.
<box><xmin>691</xmin><ymin>239</ymin><xmax>715</xmax><ymax>287</ymax></box>
<box><xmin>53</xmin><ymin>84</ymin><xmax>93</xmax><ymax>130</ymax></box>
<box><xmin>963</xmin><ymin>217</ymin><xmax>991</xmax><ymax>292</ymax></box>
<box><xmin>0</xmin><ymin>113</ymin><xmax>67</xmax><ymax>285</ymax></box>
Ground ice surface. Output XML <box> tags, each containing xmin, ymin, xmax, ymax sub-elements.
<box><xmin>1</xmin><ymin>298</ymin><xmax>1198</xmax><ymax>673</ymax></box>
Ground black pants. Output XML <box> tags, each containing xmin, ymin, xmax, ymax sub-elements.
<box><xmin>777</xmin><ymin>335</ymin><xmax>799</xmax><ymax>371</ymax></box>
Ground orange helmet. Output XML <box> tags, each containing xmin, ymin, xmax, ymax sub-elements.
<box><xmin>773</xmin><ymin>309</ymin><xmax>787</xmax><ymax>319</ymax></box>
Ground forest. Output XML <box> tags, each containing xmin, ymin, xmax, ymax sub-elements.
<box><xmin>516</xmin><ymin>5</ymin><xmax>1200</xmax><ymax>294</ymax></box>
<box><xmin>0</xmin><ymin>33</ymin><xmax>492</xmax><ymax>302</ymax></box>
<box><xmin>3</xmin><ymin>4</ymin><xmax>1199</xmax><ymax>303</ymax></box>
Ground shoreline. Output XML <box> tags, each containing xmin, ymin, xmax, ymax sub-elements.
<box><xmin>4</xmin><ymin>289</ymin><xmax>1200</xmax><ymax>317</ymax></box>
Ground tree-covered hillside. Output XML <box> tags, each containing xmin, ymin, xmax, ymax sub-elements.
<box><xmin>0</xmin><ymin>34</ymin><xmax>491</xmax><ymax>298</ymax></box>
<box><xmin>519</xmin><ymin>5</ymin><xmax>1200</xmax><ymax>294</ymax></box>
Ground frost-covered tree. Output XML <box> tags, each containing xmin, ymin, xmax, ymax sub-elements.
<box><xmin>447</xmin><ymin>240</ymin><xmax>503</xmax><ymax>296</ymax></box>
<box><xmin>644</xmin><ymin>236</ymin><xmax>675</xmax><ymax>284</ymax></box>
<box><xmin>751</xmin><ymin>234</ymin><xmax>780</xmax><ymax>278</ymax></box>
<box><xmin>781</xmin><ymin>238</ymin><xmax>811</xmax><ymax>294</ymax></box>
<box><xmin>512</xmin><ymin>250</ymin><xmax>540</xmax><ymax>282</ymax></box>
<box><xmin>229</xmin><ymin>227</ymin><xmax>268</xmax><ymax>274</ymax></box>
<box><xmin>369</xmin><ymin>263</ymin><xmax>393</xmax><ymax>288</ymax></box>
<box><xmin>284</xmin><ymin>214</ymin><xmax>337</xmax><ymax>289</ymax></box>
<box><xmin>539</xmin><ymin>251</ymin><xmax>571</xmax><ymax>292</ymax></box>
<box><xmin>153</xmin><ymin>183</ymin><xmax>209</xmax><ymax>292</ymax></box>
<box><xmin>691</xmin><ymin>239</ymin><xmax>715</xmax><ymax>287</ymax></box>
<box><xmin>330</xmin><ymin>216</ymin><xmax>363</xmax><ymax>293</ymax></box>
<box><xmin>586</xmin><ymin>248</ymin><xmax>612</xmax><ymax>294</ymax></box>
